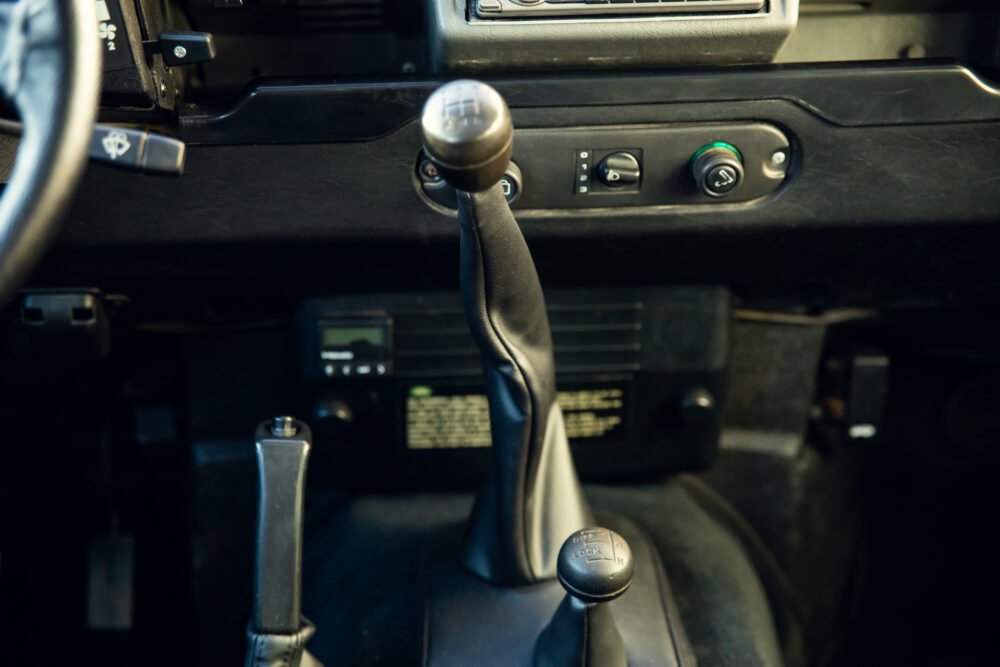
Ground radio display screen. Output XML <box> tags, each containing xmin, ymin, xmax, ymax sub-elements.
<box><xmin>321</xmin><ymin>325</ymin><xmax>387</xmax><ymax>349</ymax></box>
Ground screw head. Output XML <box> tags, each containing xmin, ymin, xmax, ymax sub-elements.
<box><xmin>173</xmin><ymin>45</ymin><xmax>188</xmax><ymax>59</ymax></box>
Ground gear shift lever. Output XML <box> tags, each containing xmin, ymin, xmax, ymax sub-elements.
<box><xmin>421</xmin><ymin>80</ymin><xmax>592</xmax><ymax>585</ymax></box>
<box><xmin>419</xmin><ymin>85</ymin><xmax>692</xmax><ymax>667</ymax></box>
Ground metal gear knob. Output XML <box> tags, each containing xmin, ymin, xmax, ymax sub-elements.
<box><xmin>557</xmin><ymin>527</ymin><xmax>635</xmax><ymax>604</ymax></box>
<box><xmin>420</xmin><ymin>79</ymin><xmax>514</xmax><ymax>193</ymax></box>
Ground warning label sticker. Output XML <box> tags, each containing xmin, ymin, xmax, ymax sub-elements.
<box><xmin>406</xmin><ymin>385</ymin><xmax>627</xmax><ymax>450</ymax></box>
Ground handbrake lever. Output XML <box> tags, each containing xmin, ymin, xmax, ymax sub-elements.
<box><xmin>245</xmin><ymin>416</ymin><xmax>323</xmax><ymax>667</ymax></box>
<box><xmin>252</xmin><ymin>416</ymin><xmax>310</xmax><ymax>634</ymax></box>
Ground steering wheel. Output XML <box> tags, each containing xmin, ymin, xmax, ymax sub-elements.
<box><xmin>0</xmin><ymin>0</ymin><xmax>100</xmax><ymax>305</ymax></box>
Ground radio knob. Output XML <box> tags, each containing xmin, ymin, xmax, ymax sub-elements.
<box><xmin>677</xmin><ymin>388</ymin><xmax>716</xmax><ymax>426</ymax></box>
<box><xmin>597</xmin><ymin>152</ymin><xmax>641</xmax><ymax>188</ymax></box>
<box><xmin>316</xmin><ymin>398</ymin><xmax>354</xmax><ymax>426</ymax></box>
<box><xmin>690</xmin><ymin>142</ymin><xmax>744</xmax><ymax>198</ymax></box>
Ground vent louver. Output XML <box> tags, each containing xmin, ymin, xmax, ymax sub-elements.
<box><xmin>295</xmin><ymin>0</ymin><xmax>386</xmax><ymax>31</ymax></box>
<box><xmin>393</xmin><ymin>300</ymin><xmax>643</xmax><ymax>378</ymax></box>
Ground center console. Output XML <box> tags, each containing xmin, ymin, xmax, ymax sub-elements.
<box><xmin>299</xmin><ymin>287</ymin><xmax>728</xmax><ymax>486</ymax></box>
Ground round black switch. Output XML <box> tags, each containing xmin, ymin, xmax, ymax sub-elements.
<box><xmin>597</xmin><ymin>152</ymin><xmax>641</xmax><ymax>188</ymax></box>
<box><xmin>418</xmin><ymin>158</ymin><xmax>445</xmax><ymax>188</ymax></box>
<box><xmin>499</xmin><ymin>161</ymin><xmax>523</xmax><ymax>204</ymax></box>
<box><xmin>557</xmin><ymin>527</ymin><xmax>635</xmax><ymax>604</ymax></box>
<box><xmin>691</xmin><ymin>142</ymin><xmax>744</xmax><ymax>198</ymax></box>
<box><xmin>706</xmin><ymin>164</ymin><xmax>739</xmax><ymax>195</ymax></box>
<box><xmin>677</xmin><ymin>388</ymin><xmax>716</xmax><ymax>426</ymax></box>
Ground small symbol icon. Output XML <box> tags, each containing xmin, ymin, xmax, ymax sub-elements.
<box><xmin>579</xmin><ymin>175</ymin><xmax>587</xmax><ymax>182</ymax></box>
<box><xmin>712</xmin><ymin>168</ymin><xmax>736</xmax><ymax>189</ymax></box>
<box><xmin>101</xmin><ymin>130</ymin><xmax>131</xmax><ymax>160</ymax></box>
<box><xmin>578</xmin><ymin>186</ymin><xmax>588</xmax><ymax>194</ymax></box>
<box><xmin>375</xmin><ymin>363</ymin><xmax>387</xmax><ymax>376</ymax></box>
<box><xmin>500</xmin><ymin>179</ymin><xmax>512</xmax><ymax>197</ymax></box>
<box><xmin>324</xmin><ymin>364</ymin><xmax>335</xmax><ymax>377</ymax></box>
<box><xmin>607</xmin><ymin>171</ymin><xmax>621</xmax><ymax>182</ymax></box>
<box><xmin>580</xmin><ymin>163</ymin><xmax>588</xmax><ymax>170</ymax></box>
<box><xmin>579</xmin><ymin>151</ymin><xmax>589</xmax><ymax>159</ymax></box>
<box><xmin>341</xmin><ymin>365</ymin><xmax>352</xmax><ymax>376</ymax></box>
<box><xmin>419</xmin><ymin>160</ymin><xmax>440</xmax><ymax>181</ymax></box>
<box><xmin>771</xmin><ymin>150</ymin><xmax>787</xmax><ymax>166</ymax></box>
<box><xmin>97</xmin><ymin>21</ymin><xmax>117</xmax><ymax>40</ymax></box>
<box><xmin>173</xmin><ymin>45</ymin><xmax>188</xmax><ymax>60</ymax></box>
<box><xmin>356</xmin><ymin>364</ymin><xmax>372</xmax><ymax>376</ymax></box>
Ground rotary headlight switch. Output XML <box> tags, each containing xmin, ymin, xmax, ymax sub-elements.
<box><xmin>690</xmin><ymin>142</ymin><xmax>744</xmax><ymax>197</ymax></box>
<box><xmin>597</xmin><ymin>152</ymin><xmax>641</xmax><ymax>188</ymax></box>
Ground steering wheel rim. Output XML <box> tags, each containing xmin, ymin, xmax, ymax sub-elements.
<box><xmin>0</xmin><ymin>0</ymin><xmax>100</xmax><ymax>305</ymax></box>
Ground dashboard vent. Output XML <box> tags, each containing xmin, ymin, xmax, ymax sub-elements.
<box><xmin>295</xmin><ymin>0</ymin><xmax>386</xmax><ymax>31</ymax></box>
<box><xmin>393</xmin><ymin>301</ymin><xmax>643</xmax><ymax>378</ymax></box>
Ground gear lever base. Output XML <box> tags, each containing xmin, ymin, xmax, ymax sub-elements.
<box><xmin>424</xmin><ymin>513</ymin><xmax>693</xmax><ymax>667</ymax></box>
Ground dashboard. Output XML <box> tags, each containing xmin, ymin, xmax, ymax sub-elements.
<box><xmin>33</xmin><ymin>0</ymin><xmax>1000</xmax><ymax>308</ymax></box>
<box><xmin>3</xmin><ymin>6</ymin><xmax>1000</xmax><ymax>665</ymax></box>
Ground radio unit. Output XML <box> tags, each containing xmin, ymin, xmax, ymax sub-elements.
<box><xmin>298</xmin><ymin>287</ymin><xmax>729</xmax><ymax>486</ymax></box>
<box><xmin>474</xmin><ymin>0</ymin><xmax>766</xmax><ymax>19</ymax></box>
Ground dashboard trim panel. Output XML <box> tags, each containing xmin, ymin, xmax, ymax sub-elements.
<box><xmin>176</xmin><ymin>63</ymin><xmax>1000</xmax><ymax>146</ymax></box>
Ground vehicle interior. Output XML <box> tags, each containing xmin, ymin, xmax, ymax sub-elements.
<box><xmin>0</xmin><ymin>1</ymin><xmax>999</xmax><ymax>665</ymax></box>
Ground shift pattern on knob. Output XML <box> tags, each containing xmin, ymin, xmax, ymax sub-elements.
<box><xmin>420</xmin><ymin>80</ymin><xmax>514</xmax><ymax>192</ymax></box>
<box><xmin>557</xmin><ymin>528</ymin><xmax>635</xmax><ymax>604</ymax></box>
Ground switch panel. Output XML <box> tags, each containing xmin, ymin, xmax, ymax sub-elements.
<box><xmin>573</xmin><ymin>149</ymin><xmax>644</xmax><ymax>195</ymax></box>
<box><xmin>417</xmin><ymin>122</ymin><xmax>791</xmax><ymax>212</ymax></box>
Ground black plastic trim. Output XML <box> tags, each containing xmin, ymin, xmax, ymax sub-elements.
<box><xmin>178</xmin><ymin>62</ymin><xmax>1000</xmax><ymax>145</ymax></box>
